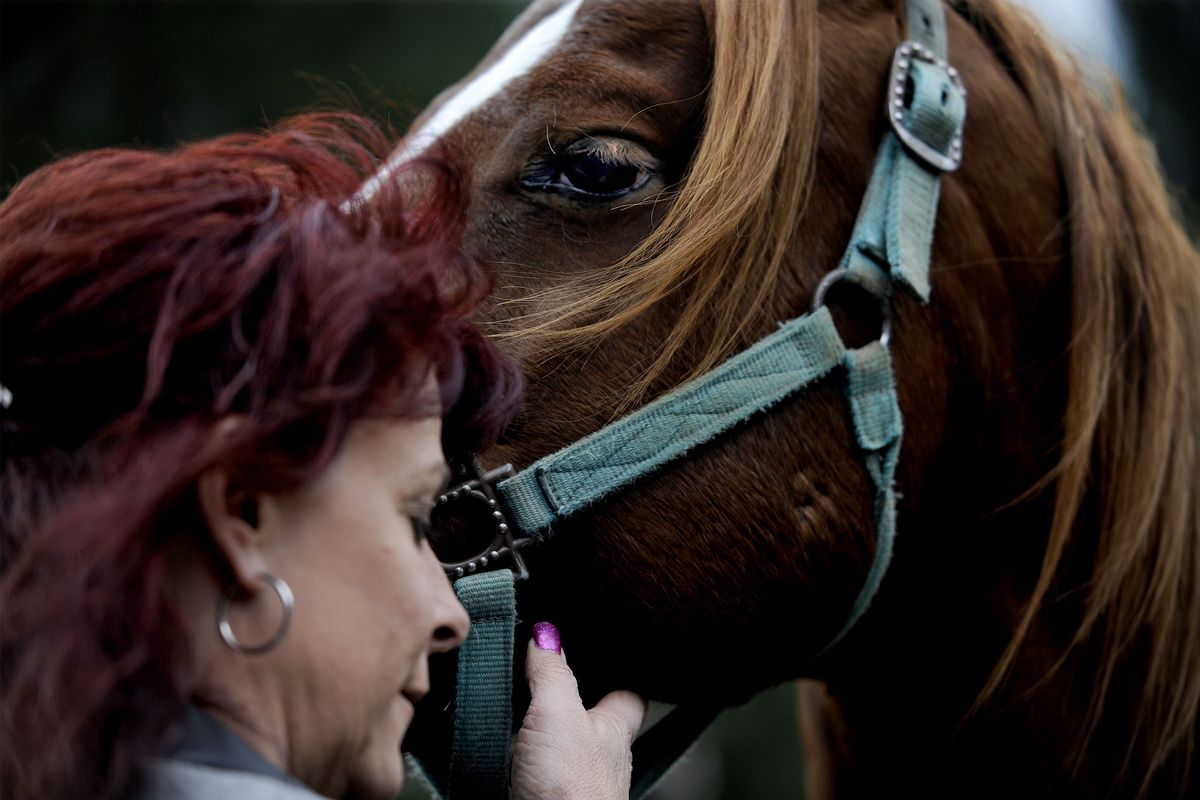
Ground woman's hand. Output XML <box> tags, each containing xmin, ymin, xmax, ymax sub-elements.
<box><xmin>511</xmin><ymin>622</ymin><xmax>647</xmax><ymax>800</ymax></box>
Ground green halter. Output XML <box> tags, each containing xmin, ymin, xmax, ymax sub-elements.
<box><xmin>435</xmin><ymin>0</ymin><xmax>968</xmax><ymax>796</ymax></box>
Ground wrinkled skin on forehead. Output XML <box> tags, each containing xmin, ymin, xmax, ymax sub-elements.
<box><xmin>403</xmin><ymin>0</ymin><xmax>1091</xmax><ymax>796</ymax></box>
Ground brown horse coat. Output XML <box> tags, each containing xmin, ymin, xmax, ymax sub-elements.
<box><xmin>384</xmin><ymin>1</ymin><xmax>1200</xmax><ymax>796</ymax></box>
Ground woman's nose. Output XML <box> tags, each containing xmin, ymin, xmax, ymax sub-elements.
<box><xmin>431</xmin><ymin>592</ymin><xmax>469</xmax><ymax>652</ymax></box>
<box><xmin>423</xmin><ymin>544</ymin><xmax>470</xmax><ymax>651</ymax></box>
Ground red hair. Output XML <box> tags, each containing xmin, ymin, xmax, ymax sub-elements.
<box><xmin>0</xmin><ymin>113</ymin><xmax>521</xmax><ymax>800</ymax></box>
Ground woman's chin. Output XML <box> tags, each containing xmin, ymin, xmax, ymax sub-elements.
<box><xmin>346</xmin><ymin>756</ymin><xmax>405</xmax><ymax>800</ymax></box>
<box><xmin>345</xmin><ymin>697</ymin><xmax>410</xmax><ymax>800</ymax></box>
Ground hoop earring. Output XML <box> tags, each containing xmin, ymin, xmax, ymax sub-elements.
<box><xmin>218</xmin><ymin>572</ymin><xmax>294</xmax><ymax>655</ymax></box>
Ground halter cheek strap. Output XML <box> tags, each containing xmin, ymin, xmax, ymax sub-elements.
<box><xmin>436</xmin><ymin>0</ymin><xmax>967</xmax><ymax>797</ymax></box>
<box><xmin>499</xmin><ymin>308</ymin><xmax>847</xmax><ymax>533</ymax></box>
<box><xmin>448</xmin><ymin>570</ymin><xmax>516</xmax><ymax>799</ymax></box>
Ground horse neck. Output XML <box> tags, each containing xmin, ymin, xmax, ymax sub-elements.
<box><xmin>795</xmin><ymin>182</ymin><xmax>1127</xmax><ymax>794</ymax></box>
<box><xmin>798</xmin><ymin>6</ymin><xmax>1197</xmax><ymax>795</ymax></box>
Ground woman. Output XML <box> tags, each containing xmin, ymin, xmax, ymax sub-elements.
<box><xmin>0</xmin><ymin>114</ymin><xmax>644</xmax><ymax>800</ymax></box>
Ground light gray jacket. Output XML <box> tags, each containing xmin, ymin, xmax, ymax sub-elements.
<box><xmin>135</xmin><ymin>706</ymin><xmax>328</xmax><ymax>800</ymax></box>
<box><xmin>139</xmin><ymin>759</ymin><xmax>328</xmax><ymax>800</ymax></box>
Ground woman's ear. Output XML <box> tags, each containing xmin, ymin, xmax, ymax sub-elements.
<box><xmin>196</xmin><ymin>467</ymin><xmax>269</xmax><ymax>591</ymax></box>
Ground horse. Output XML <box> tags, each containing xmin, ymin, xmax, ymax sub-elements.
<box><xmin>374</xmin><ymin>1</ymin><xmax>1200</xmax><ymax>796</ymax></box>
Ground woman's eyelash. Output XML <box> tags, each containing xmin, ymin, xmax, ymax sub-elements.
<box><xmin>410</xmin><ymin>515</ymin><xmax>434</xmax><ymax>542</ymax></box>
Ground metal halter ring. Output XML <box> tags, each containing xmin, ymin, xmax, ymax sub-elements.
<box><xmin>218</xmin><ymin>572</ymin><xmax>294</xmax><ymax>655</ymax></box>
<box><xmin>435</xmin><ymin>461</ymin><xmax>536</xmax><ymax>582</ymax></box>
<box><xmin>812</xmin><ymin>267</ymin><xmax>892</xmax><ymax>348</ymax></box>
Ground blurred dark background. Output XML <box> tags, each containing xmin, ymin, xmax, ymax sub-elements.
<box><xmin>1118</xmin><ymin>0</ymin><xmax>1199</xmax><ymax>229</ymax></box>
<box><xmin>2</xmin><ymin>1</ymin><xmax>1197</xmax><ymax>224</ymax></box>
<box><xmin>2</xmin><ymin>1</ymin><xmax>1197</xmax><ymax>223</ymax></box>
<box><xmin>0</xmin><ymin>2</ymin><xmax>1194</xmax><ymax>799</ymax></box>
<box><xmin>0</xmin><ymin>0</ymin><xmax>526</xmax><ymax>189</ymax></box>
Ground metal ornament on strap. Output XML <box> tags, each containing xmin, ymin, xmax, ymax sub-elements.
<box><xmin>428</xmin><ymin>0</ymin><xmax>967</xmax><ymax>796</ymax></box>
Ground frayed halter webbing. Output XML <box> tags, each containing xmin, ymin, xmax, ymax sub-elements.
<box><xmin>435</xmin><ymin>0</ymin><xmax>968</xmax><ymax>797</ymax></box>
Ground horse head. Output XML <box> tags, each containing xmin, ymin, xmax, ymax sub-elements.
<box><xmin>381</xmin><ymin>1</ymin><xmax>1200</xmax><ymax>794</ymax></box>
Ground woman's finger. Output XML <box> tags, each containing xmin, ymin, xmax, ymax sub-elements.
<box><xmin>524</xmin><ymin>622</ymin><xmax>585</xmax><ymax>717</ymax></box>
<box><xmin>512</xmin><ymin>622</ymin><xmax>642</xmax><ymax>800</ymax></box>
<box><xmin>589</xmin><ymin>690</ymin><xmax>648</xmax><ymax>746</ymax></box>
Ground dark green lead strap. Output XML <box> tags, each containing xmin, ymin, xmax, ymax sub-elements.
<box><xmin>450</xmin><ymin>569</ymin><xmax>516</xmax><ymax>799</ymax></box>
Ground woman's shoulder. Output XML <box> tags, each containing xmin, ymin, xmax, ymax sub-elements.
<box><xmin>138</xmin><ymin>757</ymin><xmax>330</xmax><ymax>800</ymax></box>
<box><xmin>134</xmin><ymin>706</ymin><xmax>331</xmax><ymax>800</ymax></box>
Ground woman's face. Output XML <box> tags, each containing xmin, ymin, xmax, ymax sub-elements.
<box><xmin>257</xmin><ymin>415</ymin><xmax>468</xmax><ymax>799</ymax></box>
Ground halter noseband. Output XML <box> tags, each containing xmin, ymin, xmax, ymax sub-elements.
<box><xmin>428</xmin><ymin>0</ymin><xmax>967</xmax><ymax>796</ymax></box>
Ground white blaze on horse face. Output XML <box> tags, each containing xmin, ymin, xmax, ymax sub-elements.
<box><xmin>354</xmin><ymin>0</ymin><xmax>585</xmax><ymax>204</ymax></box>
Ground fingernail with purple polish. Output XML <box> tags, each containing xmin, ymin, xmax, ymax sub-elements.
<box><xmin>533</xmin><ymin>621</ymin><xmax>562</xmax><ymax>654</ymax></box>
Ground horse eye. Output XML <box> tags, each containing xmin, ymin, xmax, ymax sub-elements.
<box><xmin>559</xmin><ymin>153</ymin><xmax>647</xmax><ymax>197</ymax></box>
<box><xmin>521</xmin><ymin>136</ymin><xmax>659</xmax><ymax>201</ymax></box>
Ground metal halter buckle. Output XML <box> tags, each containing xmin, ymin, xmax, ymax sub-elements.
<box><xmin>434</xmin><ymin>460</ymin><xmax>536</xmax><ymax>581</ymax></box>
<box><xmin>887</xmin><ymin>39</ymin><xmax>967</xmax><ymax>173</ymax></box>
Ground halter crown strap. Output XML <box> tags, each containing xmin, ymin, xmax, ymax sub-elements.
<box><xmin>843</xmin><ymin>0</ymin><xmax>966</xmax><ymax>302</ymax></box>
<box><xmin>909</xmin><ymin>0</ymin><xmax>949</xmax><ymax>62</ymax></box>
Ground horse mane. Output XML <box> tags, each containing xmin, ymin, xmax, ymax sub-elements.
<box><xmin>510</xmin><ymin>0</ymin><xmax>1200</xmax><ymax>786</ymax></box>
<box><xmin>956</xmin><ymin>0</ymin><xmax>1200</xmax><ymax>789</ymax></box>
